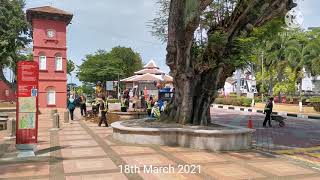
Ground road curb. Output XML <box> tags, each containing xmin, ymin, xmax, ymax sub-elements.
<box><xmin>211</xmin><ymin>104</ymin><xmax>320</xmax><ymax>120</ymax></box>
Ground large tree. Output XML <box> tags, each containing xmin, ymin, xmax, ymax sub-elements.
<box><xmin>109</xmin><ymin>46</ymin><xmax>143</xmax><ymax>77</ymax></box>
<box><xmin>0</xmin><ymin>0</ymin><xmax>30</xmax><ymax>88</ymax></box>
<box><xmin>285</xmin><ymin>29</ymin><xmax>320</xmax><ymax>106</ymax></box>
<box><xmin>77</xmin><ymin>50</ymin><xmax>124</xmax><ymax>84</ymax></box>
<box><xmin>77</xmin><ymin>47</ymin><xmax>143</xmax><ymax>84</ymax></box>
<box><xmin>153</xmin><ymin>0</ymin><xmax>295</xmax><ymax>125</ymax></box>
<box><xmin>67</xmin><ymin>59</ymin><xmax>75</xmax><ymax>75</ymax></box>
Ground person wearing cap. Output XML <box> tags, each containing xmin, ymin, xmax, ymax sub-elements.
<box><xmin>263</xmin><ymin>97</ymin><xmax>274</xmax><ymax>127</ymax></box>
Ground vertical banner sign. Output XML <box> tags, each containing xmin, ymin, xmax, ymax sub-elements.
<box><xmin>16</xmin><ymin>61</ymin><xmax>39</xmax><ymax>145</ymax></box>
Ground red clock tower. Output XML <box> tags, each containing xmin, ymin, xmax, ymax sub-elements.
<box><xmin>27</xmin><ymin>6</ymin><xmax>73</xmax><ymax>113</ymax></box>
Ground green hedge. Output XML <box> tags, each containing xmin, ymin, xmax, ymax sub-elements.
<box><xmin>214</xmin><ymin>97</ymin><xmax>252</xmax><ymax>107</ymax></box>
<box><xmin>310</xmin><ymin>97</ymin><xmax>320</xmax><ymax>112</ymax></box>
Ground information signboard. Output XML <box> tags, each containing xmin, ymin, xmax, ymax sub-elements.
<box><xmin>106</xmin><ymin>81</ymin><xmax>114</xmax><ymax>91</ymax></box>
<box><xmin>16</xmin><ymin>61</ymin><xmax>39</xmax><ymax>145</ymax></box>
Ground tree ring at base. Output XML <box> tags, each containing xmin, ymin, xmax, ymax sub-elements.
<box><xmin>111</xmin><ymin>119</ymin><xmax>255</xmax><ymax>151</ymax></box>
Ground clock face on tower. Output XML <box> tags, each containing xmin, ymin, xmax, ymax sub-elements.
<box><xmin>47</xmin><ymin>30</ymin><xmax>55</xmax><ymax>38</ymax></box>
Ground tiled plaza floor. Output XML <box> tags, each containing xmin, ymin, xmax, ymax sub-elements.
<box><xmin>0</xmin><ymin>109</ymin><xmax>320</xmax><ymax>180</ymax></box>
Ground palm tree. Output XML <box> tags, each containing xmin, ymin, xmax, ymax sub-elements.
<box><xmin>285</xmin><ymin>30</ymin><xmax>320</xmax><ymax>111</ymax></box>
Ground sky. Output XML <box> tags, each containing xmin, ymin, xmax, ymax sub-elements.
<box><xmin>6</xmin><ymin>0</ymin><xmax>320</xmax><ymax>85</ymax></box>
<box><xmin>24</xmin><ymin>0</ymin><xmax>167</xmax><ymax>85</ymax></box>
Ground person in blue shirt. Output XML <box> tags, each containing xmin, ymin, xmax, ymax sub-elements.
<box><xmin>67</xmin><ymin>95</ymin><xmax>76</xmax><ymax>121</ymax></box>
<box><xmin>157</xmin><ymin>98</ymin><xmax>164</xmax><ymax>112</ymax></box>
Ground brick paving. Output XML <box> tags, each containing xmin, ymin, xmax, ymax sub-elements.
<box><xmin>0</xmin><ymin>109</ymin><xmax>319</xmax><ymax>179</ymax></box>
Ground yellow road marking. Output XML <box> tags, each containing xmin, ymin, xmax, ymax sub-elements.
<box><xmin>275</xmin><ymin>146</ymin><xmax>320</xmax><ymax>154</ymax></box>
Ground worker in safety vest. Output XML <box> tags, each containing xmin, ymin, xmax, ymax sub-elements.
<box><xmin>120</xmin><ymin>97</ymin><xmax>127</xmax><ymax>112</ymax></box>
<box><xmin>146</xmin><ymin>99</ymin><xmax>152</xmax><ymax>117</ymax></box>
<box><xmin>98</xmin><ymin>96</ymin><xmax>108</xmax><ymax>127</ymax></box>
<box><xmin>91</xmin><ymin>98</ymin><xmax>100</xmax><ymax>115</ymax></box>
<box><xmin>151</xmin><ymin>102</ymin><xmax>161</xmax><ymax>119</ymax></box>
<box><xmin>263</xmin><ymin>97</ymin><xmax>274</xmax><ymax>128</ymax></box>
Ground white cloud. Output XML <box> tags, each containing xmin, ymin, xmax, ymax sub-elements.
<box><xmin>25</xmin><ymin>0</ymin><xmax>168</xmax><ymax>85</ymax></box>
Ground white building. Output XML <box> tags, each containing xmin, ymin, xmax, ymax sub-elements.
<box><xmin>302</xmin><ymin>75</ymin><xmax>320</xmax><ymax>93</ymax></box>
<box><xmin>222</xmin><ymin>69</ymin><xmax>257</xmax><ymax>95</ymax></box>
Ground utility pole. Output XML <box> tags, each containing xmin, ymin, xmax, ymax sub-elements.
<box><xmin>236</xmin><ymin>69</ymin><xmax>241</xmax><ymax>97</ymax></box>
<box><xmin>251</xmin><ymin>63</ymin><xmax>255</xmax><ymax>107</ymax></box>
<box><xmin>261</xmin><ymin>51</ymin><xmax>264</xmax><ymax>102</ymax></box>
<box><xmin>117</xmin><ymin>74</ymin><xmax>120</xmax><ymax>100</ymax></box>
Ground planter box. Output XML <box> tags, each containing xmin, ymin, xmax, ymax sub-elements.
<box><xmin>107</xmin><ymin>111</ymin><xmax>148</xmax><ymax>125</ymax></box>
<box><xmin>111</xmin><ymin>120</ymin><xmax>255</xmax><ymax>151</ymax></box>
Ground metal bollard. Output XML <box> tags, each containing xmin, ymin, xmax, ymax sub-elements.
<box><xmin>64</xmin><ymin>111</ymin><xmax>69</xmax><ymax>123</ymax></box>
<box><xmin>5</xmin><ymin>118</ymin><xmax>16</xmax><ymax>139</ymax></box>
<box><xmin>50</xmin><ymin>109</ymin><xmax>58</xmax><ymax>119</ymax></box>
<box><xmin>52</xmin><ymin>113</ymin><xmax>60</xmax><ymax>129</ymax></box>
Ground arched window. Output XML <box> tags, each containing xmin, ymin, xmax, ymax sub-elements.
<box><xmin>46</xmin><ymin>87</ymin><xmax>56</xmax><ymax>105</ymax></box>
<box><xmin>55</xmin><ymin>53</ymin><xmax>63</xmax><ymax>71</ymax></box>
<box><xmin>39</xmin><ymin>52</ymin><xmax>46</xmax><ymax>70</ymax></box>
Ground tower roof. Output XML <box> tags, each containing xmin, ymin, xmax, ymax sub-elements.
<box><xmin>121</xmin><ymin>73</ymin><xmax>173</xmax><ymax>83</ymax></box>
<box><xmin>134</xmin><ymin>68</ymin><xmax>165</xmax><ymax>75</ymax></box>
<box><xmin>143</xmin><ymin>60</ymin><xmax>159</xmax><ymax>69</ymax></box>
<box><xmin>26</xmin><ymin>6</ymin><xmax>73</xmax><ymax>25</ymax></box>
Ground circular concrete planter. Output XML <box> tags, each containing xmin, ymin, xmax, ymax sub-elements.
<box><xmin>107</xmin><ymin>111</ymin><xmax>148</xmax><ymax>125</ymax></box>
<box><xmin>111</xmin><ymin>120</ymin><xmax>255</xmax><ymax>151</ymax></box>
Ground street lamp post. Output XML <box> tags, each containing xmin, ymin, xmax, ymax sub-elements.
<box><xmin>118</xmin><ymin>73</ymin><xmax>120</xmax><ymax>100</ymax></box>
<box><xmin>261</xmin><ymin>51</ymin><xmax>264</xmax><ymax>102</ymax></box>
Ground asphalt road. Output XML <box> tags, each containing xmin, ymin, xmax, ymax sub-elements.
<box><xmin>211</xmin><ymin>107</ymin><xmax>320</xmax><ymax>150</ymax></box>
<box><xmin>106</xmin><ymin>103</ymin><xmax>320</xmax><ymax>150</ymax></box>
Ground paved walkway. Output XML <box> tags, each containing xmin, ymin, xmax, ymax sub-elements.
<box><xmin>0</xmin><ymin>110</ymin><xmax>320</xmax><ymax>179</ymax></box>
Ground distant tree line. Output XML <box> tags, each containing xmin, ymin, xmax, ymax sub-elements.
<box><xmin>77</xmin><ymin>46</ymin><xmax>143</xmax><ymax>86</ymax></box>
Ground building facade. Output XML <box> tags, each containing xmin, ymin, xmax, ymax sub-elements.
<box><xmin>0</xmin><ymin>81</ymin><xmax>15</xmax><ymax>102</ymax></box>
<box><xmin>26</xmin><ymin>6</ymin><xmax>73</xmax><ymax>110</ymax></box>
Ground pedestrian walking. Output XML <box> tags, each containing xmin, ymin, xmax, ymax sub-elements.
<box><xmin>132</xmin><ymin>95</ymin><xmax>139</xmax><ymax>111</ymax></box>
<box><xmin>263</xmin><ymin>97</ymin><xmax>274</xmax><ymax>127</ymax></box>
<box><xmin>67</xmin><ymin>95</ymin><xmax>76</xmax><ymax>121</ymax></box>
<box><xmin>120</xmin><ymin>97</ymin><xmax>128</xmax><ymax>112</ymax></box>
<box><xmin>150</xmin><ymin>96</ymin><xmax>155</xmax><ymax>107</ymax></box>
<box><xmin>80</xmin><ymin>95</ymin><xmax>87</xmax><ymax>117</ymax></box>
<box><xmin>141</xmin><ymin>95</ymin><xmax>146</xmax><ymax>111</ymax></box>
<box><xmin>98</xmin><ymin>96</ymin><xmax>108</xmax><ymax>127</ymax></box>
<box><xmin>146</xmin><ymin>98</ymin><xmax>152</xmax><ymax>117</ymax></box>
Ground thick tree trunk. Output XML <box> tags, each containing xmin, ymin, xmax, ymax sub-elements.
<box><xmin>162</xmin><ymin>68</ymin><xmax>223</xmax><ymax>125</ymax></box>
<box><xmin>161</xmin><ymin>0</ymin><xmax>295</xmax><ymax>125</ymax></box>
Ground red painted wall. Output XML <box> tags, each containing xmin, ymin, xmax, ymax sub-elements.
<box><xmin>32</xmin><ymin>19</ymin><xmax>68</xmax><ymax>108</ymax></box>
<box><xmin>0</xmin><ymin>81</ymin><xmax>15</xmax><ymax>101</ymax></box>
